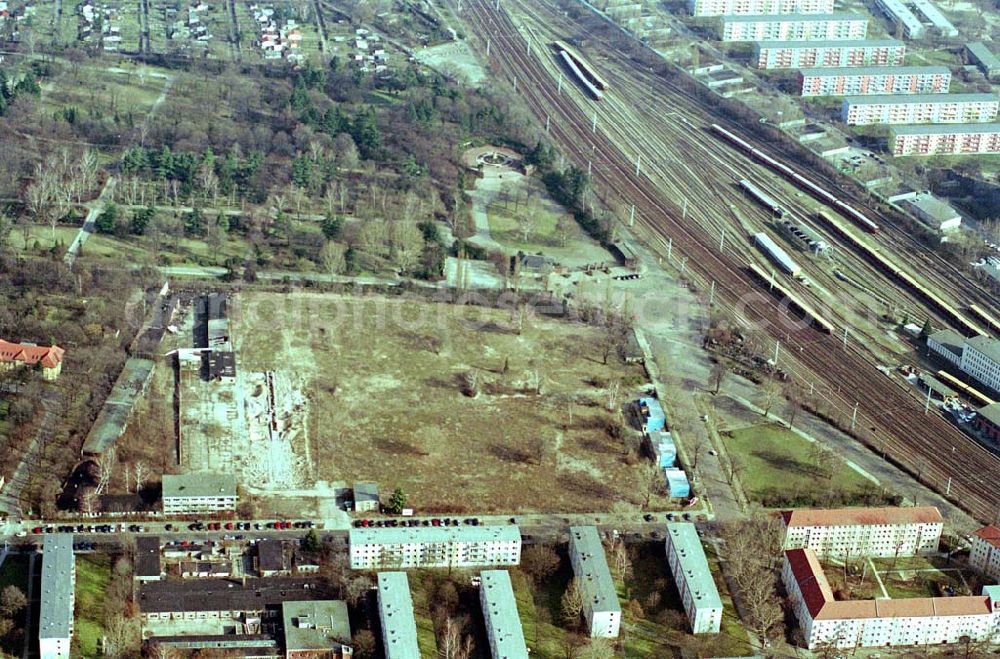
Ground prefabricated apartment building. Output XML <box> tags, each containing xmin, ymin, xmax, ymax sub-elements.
<box><xmin>842</xmin><ymin>93</ymin><xmax>1000</xmax><ymax>125</ymax></box>
<box><xmin>349</xmin><ymin>525</ymin><xmax>522</xmax><ymax>570</ymax></box>
<box><xmin>665</xmin><ymin>523</ymin><xmax>724</xmax><ymax>634</ymax></box>
<box><xmin>753</xmin><ymin>39</ymin><xmax>905</xmax><ymax>69</ymax></box>
<box><xmin>719</xmin><ymin>13</ymin><xmax>868</xmax><ymax>42</ymax></box>
<box><xmin>798</xmin><ymin>66</ymin><xmax>951</xmax><ymax>96</ymax></box>
<box><xmin>568</xmin><ymin>526</ymin><xmax>622</xmax><ymax>638</ymax></box>
<box><xmin>690</xmin><ymin>0</ymin><xmax>833</xmax><ymax>16</ymax></box>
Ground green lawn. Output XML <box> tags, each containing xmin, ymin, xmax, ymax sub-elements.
<box><xmin>511</xmin><ymin>561</ymin><xmax>575</xmax><ymax>658</ymax></box>
<box><xmin>75</xmin><ymin>554</ymin><xmax>112</xmax><ymax>658</ymax></box>
<box><xmin>486</xmin><ymin>200</ymin><xmax>578</xmax><ymax>253</ymax></box>
<box><xmin>0</xmin><ymin>555</ymin><xmax>29</xmax><ymax>594</ymax></box>
<box><xmin>407</xmin><ymin>571</ymin><xmax>441</xmax><ymax>657</ymax></box>
<box><xmin>722</xmin><ymin>423</ymin><xmax>885</xmax><ymax>508</ymax></box>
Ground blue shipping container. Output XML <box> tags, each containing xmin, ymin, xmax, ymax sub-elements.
<box><xmin>651</xmin><ymin>430</ymin><xmax>676</xmax><ymax>468</ymax></box>
<box><xmin>638</xmin><ymin>397</ymin><xmax>666</xmax><ymax>433</ymax></box>
<box><xmin>664</xmin><ymin>468</ymin><xmax>691</xmax><ymax>498</ymax></box>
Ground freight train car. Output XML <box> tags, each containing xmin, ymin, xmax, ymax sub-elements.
<box><xmin>969</xmin><ymin>303</ymin><xmax>1000</xmax><ymax>335</ymax></box>
<box><xmin>739</xmin><ymin>179</ymin><xmax>786</xmax><ymax>217</ymax></box>
<box><xmin>552</xmin><ymin>40</ymin><xmax>609</xmax><ymax>90</ymax></box>
<box><xmin>746</xmin><ymin>261</ymin><xmax>833</xmax><ymax>333</ymax></box>
<box><xmin>556</xmin><ymin>49</ymin><xmax>604</xmax><ymax>100</ymax></box>
<box><xmin>937</xmin><ymin>370</ymin><xmax>995</xmax><ymax>406</ymax></box>
<box><xmin>711</xmin><ymin>124</ymin><xmax>880</xmax><ymax>233</ymax></box>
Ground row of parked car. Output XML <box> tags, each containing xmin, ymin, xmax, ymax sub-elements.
<box><xmin>186</xmin><ymin>520</ymin><xmax>315</xmax><ymax>531</ymax></box>
<box><xmin>31</xmin><ymin>523</ymin><xmax>137</xmax><ymax>535</ymax></box>
<box><xmin>353</xmin><ymin>517</ymin><xmax>480</xmax><ymax>528</ymax></box>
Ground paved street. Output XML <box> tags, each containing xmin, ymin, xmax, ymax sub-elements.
<box><xmin>64</xmin><ymin>176</ymin><xmax>116</xmax><ymax>268</ymax></box>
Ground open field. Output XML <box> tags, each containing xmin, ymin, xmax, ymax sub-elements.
<box><xmin>235</xmin><ymin>291</ymin><xmax>654</xmax><ymax>513</ymax></box>
<box><xmin>722</xmin><ymin>423</ymin><xmax>885</xmax><ymax>508</ymax></box>
<box><xmin>75</xmin><ymin>554</ymin><xmax>112</xmax><ymax>658</ymax></box>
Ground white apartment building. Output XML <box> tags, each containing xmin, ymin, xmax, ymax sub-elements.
<box><xmin>690</xmin><ymin>0</ymin><xmax>833</xmax><ymax>17</ymax></box>
<box><xmin>40</xmin><ymin>535</ymin><xmax>75</xmax><ymax>659</ymax></box>
<box><xmin>161</xmin><ymin>473</ymin><xmax>238</xmax><ymax>516</ymax></box>
<box><xmin>842</xmin><ymin>93</ymin><xmax>999</xmax><ymax>125</ymax></box>
<box><xmin>781</xmin><ymin>507</ymin><xmax>944</xmax><ymax>558</ymax></box>
<box><xmin>568</xmin><ymin>526</ymin><xmax>621</xmax><ymax>638</ymax></box>
<box><xmin>664</xmin><ymin>523</ymin><xmax>724</xmax><ymax>634</ymax></box>
<box><xmin>971</xmin><ymin>525</ymin><xmax>1000</xmax><ymax>582</ymax></box>
<box><xmin>799</xmin><ymin>66</ymin><xmax>951</xmax><ymax>97</ymax></box>
<box><xmin>873</xmin><ymin>0</ymin><xmax>925</xmax><ymax>38</ymax></box>
<box><xmin>753</xmin><ymin>39</ymin><xmax>905</xmax><ymax>69</ymax></box>
<box><xmin>349</xmin><ymin>526</ymin><xmax>522</xmax><ymax>570</ymax></box>
<box><xmin>784</xmin><ymin>548</ymin><xmax>1000</xmax><ymax>649</ymax></box>
<box><xmin>890</xmin><ymin>123</ymin><xmax>1000</xmax><ymax>155</ymax></box>
<box><xmin>377</xmin><ymin>572</ymin><xmax>420</xmax><ymax>659</ymax></box>
<box><xmin>479</xmin><ymin>571</ymin><xmax>529</xmax><ymax>659</ymax></box>
<box><xmin>719</xmin><ymin>14</ymin><xmax>868</xmax><ymax>42</ymax></box>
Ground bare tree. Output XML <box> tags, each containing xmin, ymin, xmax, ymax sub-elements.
<box><xmin>133</xmin><ymin>460</ymin><xmax>148</xmax><ymax>492</ymax></box>
<box><xmin>759</xmin><ymin>376</ymin><xmax>781</xmax><ymax>418</ymax></box>
<box><xmin>320</xmin><ymin>241</ymin><xmax>347</xmax><ymax>275</ymax></box>
<box><xmin>521</xmin><ymin>545</ymin><xmax>561</xmax><ymax>584</ymax></box>
<box><xmin>95</xmin><ymin>447</ymin><xmax>117</xmax><ymax>496</ymax></box>
<box><xmin>438</xmin><ymin>617</ymin><xmax>474</xmax><ymax>659</ymax></box>
<box><xmin>709</xmin><ymin>361</ymin><xmax>728</xmax><ymax>395</ymax></box>
<box><xmin>390</xmin><ymin>221</ymin><xmax>424</xmax><ymax>273</ymax></box>
<box><xmin>561</xmin><ymin>577</ymin><xmax>584</xmax><ymax>627</ymax></box>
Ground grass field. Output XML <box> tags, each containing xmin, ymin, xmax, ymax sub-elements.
<box><xmin>0</xmin><ymin>554</ymin><xmax>29</xmax><ymax>594</ymax></box>
<box><xmin>235</xmin><ymin>291</ymin><xmax>653</xmax><ymax>513</ymax></box>
<box><xmin>722</xmin><ymin>423</ymin><xmax>880</xmax><ymax>507</ymax></box>
<box><xmin>75</xmin><ymin>554</ymin><xmax>112</xmax><ymax>658</ymax></box>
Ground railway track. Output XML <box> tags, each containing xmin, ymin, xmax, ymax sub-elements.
<box><xmin>460</xmin><ymin>0</ymin><xmax>1000</xmax><ymax>522</ymax></box>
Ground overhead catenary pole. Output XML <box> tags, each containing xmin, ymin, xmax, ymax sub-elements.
<box><xmin>635</xmin><ymin>154</ymin><xmax>641</xmax><ymax>177</ymax></box>
<box><xmin>843</xmin><ymin>327</ymin><xmax>849</xmax><ymax>351</ymax></box>
<box><xmin>719</xmin><ymin>228</ymin><xmax>726</xmax><ymax>253</ymax></box>
<box><xmin>545</xmin><ymin>115</ymin><xmax>550</xmax><ymax>134</ymax></box>
<box><xmin>924</xmin><ymin>385</ymin><xmax>932</xmax><ymax>414</ymax></box>
<box><xmin>486</xmin><ymin>39</ymin><xmax>490</xmax><ymax>57</ymax></box>
<box><xmin>850</xmin><ymin>402</ymin><xmax>859</xmax><ymax>432</ymax></box>
<box><xmin>709</xmin><ymin>280</ymin><xmax>715</xmax><ymax>306</ymax></box>
<box><xmin>667</xmin><ymin>237</ymin><xmax>673</xmax><ymax>261</ymax></box>
<box><xmin>557</xmin><ymin>72</ymin><xmax>563</xmax><ymax>93</ymax></box>
<box><xmin>587</xmin><ymin>160</ymin><xmax>592</xmax><ymax>176</ymax></box>
<box><xmin>629</xmin><ymin>204</ymin><xmax>635</xmax><ymax>227</ymax></box>
<box><xmin>592</xmin><ymin>113</ymin><xmax>598</xmax><ymax>133</ymax></box>
<box><xmin>682</xmin><ymin>198</ymin><xmax>688</xmax><ymax>222</ymax></box>
<box><xmin>773</xmin><ymin>340</ymin><xmax>780</xmax><ymax>365</ymax></box>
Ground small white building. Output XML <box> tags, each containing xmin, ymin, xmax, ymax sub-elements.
<box><xmin>971</xmin><ymin>525</ymin><xmax>1000</xmax><ymax>582</ymax></box>
<box><xmin>568</xmin><ymin>526</ymin><xmax>621</xmax><ymax>638</ymax></box>
<box><xmin>903</xmin><ymin>193</ymin><xmax>963</xmax><ymax>232</ymax></box>
<box><xmin>780</xmin><ymin>507</ymin><xmax>944</xmax><ymax>558</ymax></box>
<box><xmin>161</xmin><ymin>473</ymin><xmax>238</xmax><ymax>516</ymax></box>
<box><xmin>664</xmin><ymin>523</ymin><xmax>723</xmax><ymax>634</ymax></box>
<box><xmin>479</xmin><ymin>571</ymin><xmax>529</xmax><ymax>659</ymax></box>
<box><xmin>349</xmin><ymin>526</ymin><xmax>521</xmax><ymax>570</ymax></box>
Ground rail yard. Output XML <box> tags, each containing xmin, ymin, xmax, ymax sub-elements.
<box><xmin>458</xmin><ymin>0</ymin><xmax>1000</xmax><ymax>521</ymax></box>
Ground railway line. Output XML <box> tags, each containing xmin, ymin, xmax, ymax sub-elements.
<box><xmin>459</xmin><ymin>0</ymin><xmax>1000</xmax><ymax>521</ymax></box>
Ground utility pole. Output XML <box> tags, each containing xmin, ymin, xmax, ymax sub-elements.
<box><xmin>587</xmin><ymin>160</ymin><xmax>592</xmax><ymax>176</ymax></box>
<box><xmin>635</xmin><ymin>154</ymin><xmax>641</xmax><ymax>177</ymax></box>
<box><xmin>557</xmin><ymin>72</ymin><xmax>563</xmax><ymax>93</ymax></box>
<box><xmin>545</xmin><ymin>115</ymin><xmax>550</xmax><ymax>134</ymax></box>
<box><xmin>709</xmin><ymin>280</ymin><xmax>715</xmax><ymax>306</ymax></box>
<box><xmin>924</xmin><ymin>385</ymin><xmax>932</xmax><ymax>414</ymax></box>
<box><xmin>719</xmin><ymin>228</ymin><xmax>726</xmax><ymax>253</ymax></box>
<box><xmin>667</xmin><ymin>237</ymin><xmax>672</xmax><ymax>261</ymax></box>
<box><xmin>592</xmin><ymin>113</ymin><xmax>597</xmax><ymax>133</ymax></box>
<box><xmin>629</xmin><ymin>204</ymin><xmax>635</xmax><ymax>227</ymax></box>
<box><xmin>843</xmin><ymin>327</ymin><xmax>849</xmax><ymax>351</ymax></box>
<box><xmin>773</xmin><ymin>340</ymin><xmax>780</xmax><ymax>365</ymax></box>
<box><xmin>850</xmin><ymin>403</ymin><xmax>859</xmax><ymax>432</ymax></box>
<box><xmin>486</xmin><ymin>39</ymin><xmax>490</xmax><ymax>57</ymax></box>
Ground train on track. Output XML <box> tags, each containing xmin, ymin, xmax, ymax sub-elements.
<box><xmin>746</xmin><ymin>261</ymin><xmax>834</xmax><ymax>334</ymax></box>
<box><xmin>969</xmin><ymin>303</ymin><xmax>1000</xmax><ymax>335</ymax></box>
<box><xmin>552</xmin><ymin>40</ymin><xmax>606</xmax><ymax>100</ymax></box>
<box><xmin>936</xmin><ymin>370</ymin><xmax>996</xmax><ymax>406</ymax></box>
<box><xmin>710</xmin><ymin>124</ymin><xmax>880</xmax><ymax>234</ymax></box>
<box><xmin>814</xmin><ymin>210</ymin><xmax>987</xmax><ymax>338</ymax></box>
<box><xmin>739</xmin><ymin>179</ymin><xmax>786</xmax><ymax>217</ymax></box>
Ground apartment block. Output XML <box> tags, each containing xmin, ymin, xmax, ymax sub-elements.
<box><xmin>873</xmin><ymin>0</ymin><xmax>924</xmax><ymax>38</ymax></box>
<box><xmin>784</xmin><ymin>548</ymin><xmax>1000</xmax><ymax>649</ymax></box>
<box><xmin>970</xmin><ymin>526</ymin><xmax>1000</xmax><ymax>582</ymax></box>
<box><xmin>959</xmin><ymin>335</ymin><xmax>1000</xmax><ymax>391</ymax></box>
<box><xmin>161</xmin><ymin>473</ymin><xmax>238</xmax><ymax>516</ymax></box>
<box><xmin>753</xmin><ymin>39</ymin><xmax>905</xmax><ymax>69</ymax></box>
<box><xmin>843</xmin><ymin>93</ymin><xmax>998</xmax><ymax>125</ymax></box>
<box><xmin>39</xmin><ymin>535</ymin><xmax>75</xmax><ymax>659</ymax></box>
<box><xmin>378</xmin><ymin>572</ymin><xmax>420</xmax><ymax>659</ymax></box>
<box><xmin>479</xmin><ymin>571</ymin><xmax>529</xmax><ymax>659</ymax></box>
<box><xmin>664</xmin><ymin>524</ymin><xmax>724</xmax><ymax>634</ymax></box>
<box><xmin>799</xmin><ymin>66</ymin><xmax>950</xmax><ymax>96</ymax></box>
<box><xmin>568</xmin><ymin>526</ymin><xmax>621</xmax><ymax>638</ymax></box>
<box><xmin>349</xmin><ymin>526</ymin><xmax>521</xmax><ymax>570</ymax></box>
<box><xmin>781</xmin><ymin>507</ymin><xmax>944</xmax><ymax>558</ymax></box>
<box><xmin>719</xmin><ymin>13</ymin><xmax>868</xmax><ymax>42</ymax></box>
<box><xmin>890</xmin><ymin>122</ymin><xmax>1000</xmax><ymax>155</ymax></box>
<box><xmin>690</xmin><ymin>0</ymin><xmax>833</xmax><ymax>17</ymax></box>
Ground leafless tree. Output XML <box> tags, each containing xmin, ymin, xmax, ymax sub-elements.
<box><xmin>438</xmin><ymin>617</ymin><xmax>474</xmax><ymax>659</ymax></box>
<box><xmin>759</xmin><ymin>376</ymin><xmax>781</xmax><ymax>418</ymax></box>
<box><xmin>709</xmin><ymin>361</ymin><xmax>728</xmax><ymax>395</ymax></box>
<box><xmin>95</xmin><ymin>447</ymin><xmax>117</xmax><ymax>495</ymax></box>
<box><xmin>321</xmin><ymin>241</ymin><xmax>347</xmax><ymax>275</ymax></box>
<box><xmin>133</xmin><ymin>460</ymin><xmax>148</xmax><ymax>492</ymax></box>
<box><xmin>521</xmin><ymin>545</ymin><xmax>561</xmax><ymax>584</ymax></box>
<box><xmin>561</xmin><ymin>577</ymin><xmax>584</xmax><ymax>627</ymax></box>
<box><xmin>390</xmin><ymin>221</ymin><xmax>424</xmax><ymax>272</ymax></box>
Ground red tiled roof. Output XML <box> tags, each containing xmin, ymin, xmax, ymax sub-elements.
<box><xmin>974</xmin><ymin>525</ymin><xmax>1000</xmax><ymax>549</ymax></box>
<box><xmin>781</xmin><ymin>506</ymin><xmax>942</xmax><ymax>528</ymax></box>
<box><xmin>0</xmin><ymin>340</ymin><xmax>64</xmax><ymax>369</ymax></box>
<box><xmin>785</xmin><ymin>548</ymin><xmax>833</xmax><ymax>618</ymax></box>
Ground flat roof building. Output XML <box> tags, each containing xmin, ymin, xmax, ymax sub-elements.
<box><xmin>135</xmin><ymin>536</ymin><xmax>162</xmax><ymax>582</ymax></box>
<box><xmin>971</xmin><ymin>525</ymin><xmax>1000</xmax><ymax>582</ymax></box>
<box><xmin>690</xmin><ymin>0</ymin><xmax>834</xmax><ymax>16</ymax></box>
<box><xmin>664</xmin><ymin>523</ymin><xmax>724</xmax><ymax>634</ymax></box>
<box><xmin>349</xmin><ymin>526</ymin><xmax>521</xmax><ymax>570</ymax></box>
<box><xmin>479</xmin><ymin>571</ymin><xmax>529</xmax><ymax>659</ymax></box>
<box><xmin>39</xmin><ymin>535</ymin><xmax>75</xmax><ymax>659</ymax></box>
<box><xmin>753</xmin><ymin>39</ymin><xmax>905</xmax><ymax>69</ymax></box>
<box><xmin>719</xmin><ymin>13</ymin><xmax>868</xmax><ymax>42</ymax></box>
<box><xmin>281</xmin><ymin>600</ymin><xmax>352</xmax><ymax>658</ymax></box>
<box><xmin>568</xmin><ymin>526</ymin><xmax>621</xmax><ymax>638</ymax></box>
<box><xmin>873</xmin><ymin>0</ymin><xmax>924</xmax><ymax>38</ymax></box>
<box><xmin>256</xmin><ymin>539</ymin><xmax>288</xmax><ymax>577</ymax></box>
<box><xmin>927</xmin><ymin>328</ymin><xmax>965</xmax><ymax>367</ymax></box>
<box><xmin>961</xmin><ymin>334</ymin><xmax>1000</xmax><ymax>393</ymax></box>
<box><xmin>890</xmin><ymin>123</ymin><xmax>1000</xmax><ymax>155</ymax></box>
<box><xmin>378</xmin><ymin>572</ymin><xmax>420</xmax><ymax>659</ymax></box>
<box><xmin>781</xmin><ymin>507</ymin><xmax>943</xmax><ymax>557</ymax></box>
<box><xmin>784</xmin><ymin>548</ymin><xmax>1000</xmax><ymax>649</ymax></box>
<box><xmin>842</xmin><ymin>93</ymin><xmax>998</xmax><ymax>125</ymax></box>
<box><xmin>967</xmin><ymin>42</ymin><xmax>1000</xmax><ymax>79</ymax></box>
<box><xmin>799</xmin><ymin>66</ymin><xmax>950</xmax><ymax>97</ymax></box>
<box><xmin>162</xmin><ymin>473</ymin><xmax>238</xmax><ymax>516</ymax></box>
<box><xmin>903</xmin><ymin>193</ymin><xmax>962</xmax><ymax>231</ymax></box>
<box><xmin>910</xmin><ymin>0</ymin><xmax>958</xmax><ymax>37</ymax></box>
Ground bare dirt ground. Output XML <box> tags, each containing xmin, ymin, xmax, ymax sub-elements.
<box><xmin>236</xmin><ymin>291</ymin><xmax>661</xmax><ymax>513</ymax></box>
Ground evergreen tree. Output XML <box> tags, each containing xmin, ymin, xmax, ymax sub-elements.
<box><xmin>95</xmin><ymin>204</ymin><xmax>119</xmax><ymax>235</ymax></box>
<box><xmin>388</xmin><ymin>488</ymin><xmax>407</xmax><ymax>515</ymax></box>
<box><xmin>321</xmin><ymin>215</ymin><xmax>342</xmax><ymax>240</ymax></box>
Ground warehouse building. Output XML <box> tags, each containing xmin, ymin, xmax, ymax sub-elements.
<box><xmin>799</xmin><ymin>66</ymin><xmax>950</xmax><ymax>97</ymax></box>
<box><xmin>282</xmin><ymin>600</ymin><xmax>353</xmax><ymax>658</ymax></box>
<box><xmin>479</xmin><ymin>571</ymin><xmax>529</xmax><ymax>659</ymax></box>
<box><xmin>349</xmin><ymin>526</ymin><xmax>521</xmax><ymax>570</ymax></box>
<box><xmin>378</xmin><ymin>572</ymin><xmax>420</xmax><ymax>659</ymax></box>
<box><xmin>967</xmin><ymin>42</ymin><xmax>1000</xmax><ymax>79</ymax></box>
<box><xmin>162</xmin><ymin>473</ymin><xmax>238</xmax><ymax>516</ymax></box>
<box><xmin>753</xmin><ymin>39</ymin><xmax>905</xmax><ymax>69</ymax></box>
<box><xmin>784</xmin><ymin>548</ymin><xmax>1000</xmax><ymax>649</ymax></box>
<box><xmin>664</xmin><ymin>524</ymin><xmax>724</xmax><ymax>634</ymax></box>
<box><xmin>569</xmin><ymin>526</ymin><xmax>621</xmax><ymax>638</ymax></box>
<box><xmin>780</xmin><ymin>507</ymin><xmax>943</xmax><ymax>557</ymax></box>
<box><xmin>842</xmin><ymin>93</ymin><xmax>999</xmax><ymax>125</ymax></box>
<box><xmin>889</xmin><ymin>123</ymin><xmax>1000</xmax><ymax>155</ymax></box>
<box><xmin>135</xmin><ymin>536</ymin><xmax>163</xmax><ymax>582</ymax></box>
<box><xmin>927</xmin><ymin>328</ymin><xmax>965</xmax><ymax>367</ymax></box>
<box><xmin>970</xmin><ymin>525</ymin><xmax>1000</xmax><ymax>582</ymax></box>
<box><xmin>719</xmin><ymin>14</ymin><xmax>868</xmax><ymax>42</ymax></box>
<box><xmin>40</xmin><ymin>535</ymin><xmax>75</xmax><ymax>659</ymax></box>
<box><xmin>902</xmin><ymin>193</ymin><xmax>963</xmax><ymax>231</ymax></box>
<box><xmin>873</xmin><ymin>0</ymin><xmax>925</xmax><ymax>38</ymax></box>
<box><xmin>911</xmin><ymin>0</ymin><xmax>958</xmax><ymax>37</ymax></box>
<box><xmin>974</xmin><ymin>402</ymin><xmax>1000</xmax><ymax>441</ymax></box>
<box><xmin>690</xmin><ymin>0</ymin><xmax>833</xmax><ymax>16</ymax></box>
